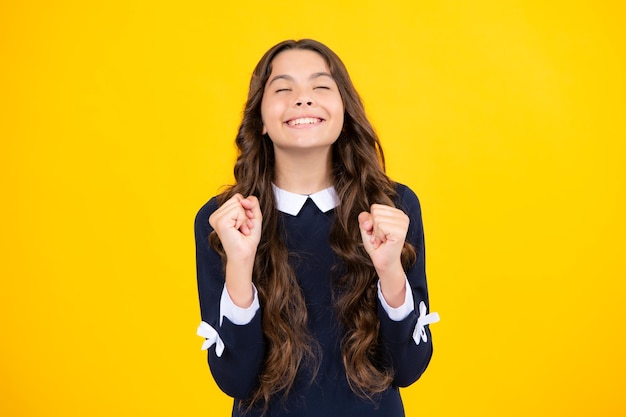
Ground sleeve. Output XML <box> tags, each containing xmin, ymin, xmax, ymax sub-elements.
<box><xmin>194</xmin><ymin>198</ymin><xmax>266</xmax><ymax>399</ymax></box>
<box><xmin>377</xmin><ymin>184</ymin><xmax>439</xmax><ymax>387</ymax></box>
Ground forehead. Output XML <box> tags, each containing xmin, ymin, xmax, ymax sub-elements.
<box><xmin>268</xmin><ymin>49</ymin><xmax>330</xmax><ymax>77</ymax></box>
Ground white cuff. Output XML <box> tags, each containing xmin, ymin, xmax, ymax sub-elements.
<box><xmin>377</xmin><ymin>276</ymin><xmax>414</xmax><ymax>321</ymax></box>
<box><xmin>196</xmin><ymin>285</ymin><xmax>260</xmax><ymax>356</ymax></box>
<box><xmin>219</xmin><ymin>283</ymin><xmax>260</xmax><ymax>326</ymax></box>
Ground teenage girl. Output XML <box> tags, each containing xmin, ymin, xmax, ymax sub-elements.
<box><xmin>195</xmin><ymin>39</ymin><xmax>439</xmax><ymax>417</ymax></box>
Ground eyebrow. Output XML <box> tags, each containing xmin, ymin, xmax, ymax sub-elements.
<box><xmin>268</xmin><ymin>72</ymin><xmax>334</xmax><ymax>85</ymax></box>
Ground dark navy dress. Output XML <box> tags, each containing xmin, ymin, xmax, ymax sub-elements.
<box><xmin>195</xmin><ymin>183</ymin><xmax>437</xmax><ymax>417</ymax></box>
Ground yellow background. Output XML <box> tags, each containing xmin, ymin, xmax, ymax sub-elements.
<box><xmin>2</xmin><ymin>1</ymin><xmax>625</xmax><ymax>415</ymax></box>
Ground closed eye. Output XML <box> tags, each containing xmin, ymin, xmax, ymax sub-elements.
<box><xmin>314</xmin><ymin>86</ymin><xmax>331</xmax><ymax>90</ymax></box>
<box><xmin>275</xmin><ymin>88</ymin><xmax>291</xmax><ymax>93</ymax></box>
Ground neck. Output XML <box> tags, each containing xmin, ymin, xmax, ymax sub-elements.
<box><xmin>273</xmin><ymin>148</ymin><xmax>333</xmax><ymax>195</ymax></box>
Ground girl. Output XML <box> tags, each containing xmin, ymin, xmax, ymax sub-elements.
<box><xmin>195</xmin><ymin>39</ymin><xmax>439</xmax><ymax>417</ymax></box>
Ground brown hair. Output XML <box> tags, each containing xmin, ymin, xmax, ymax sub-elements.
<box><xmin>209</xmin><ymin>39</ymin><xmax>416</xmax><ymax>412</ymax></box>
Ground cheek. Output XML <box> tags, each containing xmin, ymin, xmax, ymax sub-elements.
<box><xmin>261</xmin><ymin>100</ymin><xmax>279</xmax><ymax>123</ymax></box>
<box><xmin>260</xmin><ymin>101</ymin><xmax>271</xmax><ymax>134</ymax></box>
<box><xmin>332</xmin><ymin>97</ymin><xmax>345</xmax><ymax>119</ymax></box>
<box><xmin>335</xmin><ymin>114</ymin><xmax>345</xmax><ymax>136</ymax></box>
<box><xmin>333</xmin><ymin>102</ymin><xmax>345</xmax><ymax>127</ymax></box>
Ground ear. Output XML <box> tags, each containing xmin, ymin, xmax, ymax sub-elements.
<box><xmin>262</xmin><ymin>124</ymin><xmax>267</xmax><ymax>135</ymax></box>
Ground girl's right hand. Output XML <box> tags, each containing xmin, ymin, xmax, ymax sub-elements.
<box><xmin>209</xmin><ymin>194</ymin><xmax>262</xmax><ymax>308</ymax></box>
<box><xmin>209</xmin><ymin>194</ymin><xmax>263</xmax><ymax>263</ymax></box>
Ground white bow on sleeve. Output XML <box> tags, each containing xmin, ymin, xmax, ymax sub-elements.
<box><xmin>413</xmin><ymin>301</ymin><xmax>440</xmax><ymax>345</ymax></box>
<box><xmin>197</xmin><ymin>321</ymin><xmax>225</xmax><ymax>357</ymax></box>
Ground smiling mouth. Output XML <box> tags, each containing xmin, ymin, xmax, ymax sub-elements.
<box><xmin>285</xmin><ymin>117</ymin><xmax>324</xmax><ymax>126</ymax></box>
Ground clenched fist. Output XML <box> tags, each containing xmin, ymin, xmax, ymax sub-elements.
<box><xmin>358</xmin><ymin>204</ymin><xmax>409</xmax><ymax>307</ymax></box>
<box><xmin>209</xmin><ymin>194</ymin><xmax>262</xmax><ymax>307</ymax></box>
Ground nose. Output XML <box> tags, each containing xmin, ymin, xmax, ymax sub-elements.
<box><xmin>294</xmin><ymin>88</ymin><xmax>314</xmax><ymax>107</ymax></box>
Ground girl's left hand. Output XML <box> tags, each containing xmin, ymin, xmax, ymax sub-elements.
<box><xmin>358</xmin><ymin>204</ymin><xmax>409</xmax><ymax>274</ymax></box>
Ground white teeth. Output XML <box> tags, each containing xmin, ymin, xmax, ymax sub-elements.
<box><xmin>287</xmin><ymin>117</ymin><xmax>321</xmax><ymax>126</ymax></box>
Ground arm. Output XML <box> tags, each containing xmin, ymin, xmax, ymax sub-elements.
<box><xmin>379</xmin><ymin>184</ymin><xmax>437</xmax><ymax>386</ymax></box>
<box><xmin>195</xmin><ymin>197</ymin><xmax>265</xmax><ymax>398</ymax></box>
<box><xmin>359</xmin><ymin>184</ymin><xmax>438</xmax><ymax>386</ymax></box>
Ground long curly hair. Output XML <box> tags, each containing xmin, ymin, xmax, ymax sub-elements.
<box><xmin>209</xmin><ymin>39</ymin><xmax>416</xmax><ymax>412</ymax></box>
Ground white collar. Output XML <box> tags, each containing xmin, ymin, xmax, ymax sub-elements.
<box><xmin>272</xmin><ymin>184</ymin><xmax>339</xmax><ymax>216</ymax></box>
